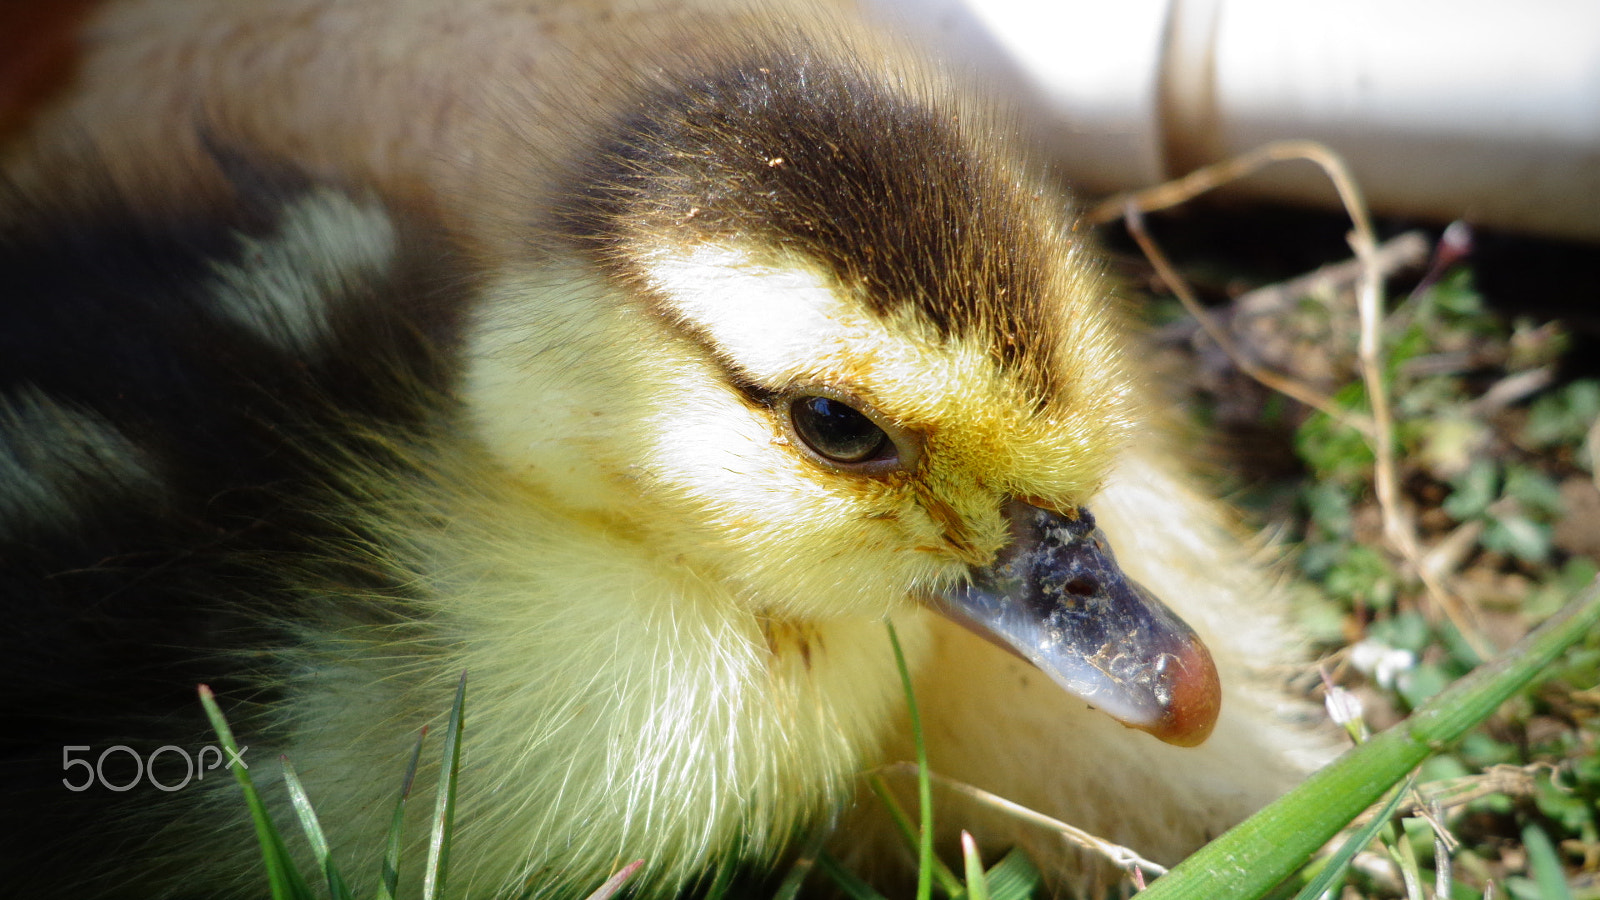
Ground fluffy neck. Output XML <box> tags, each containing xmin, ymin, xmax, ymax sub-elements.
<box><xmin>334</xmin><ymin>461</ymin><xmax>920</xmax><ymax>896</ymax></box>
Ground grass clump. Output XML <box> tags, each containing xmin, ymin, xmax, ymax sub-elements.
<box><xmin>1139</xmin><ymin>219</ymin><xmax>1599</xmax><ymax>899</ymax></box>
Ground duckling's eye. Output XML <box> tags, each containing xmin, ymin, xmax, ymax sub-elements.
<box><xmin>790</xmin><ymin>396</ymin><xmax>892</xmax><ymax>464</ymax></box>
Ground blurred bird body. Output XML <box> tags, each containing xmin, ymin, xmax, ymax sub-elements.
<box><xmin>0</xmin><ymin>1</ymin><xmax>1330</xmax><ymax>897</ymax></box>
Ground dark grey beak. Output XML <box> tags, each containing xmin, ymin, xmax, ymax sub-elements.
<box><xmin>932</xmin><ymin>500</ymin><xmax>1221</xmax><ymax>746</ymax></box>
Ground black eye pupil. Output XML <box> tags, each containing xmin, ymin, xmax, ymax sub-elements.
<box><xmin>791</xmin><ymin>396</ymin><xmax>890</xmax><ymax>464</ymax></box>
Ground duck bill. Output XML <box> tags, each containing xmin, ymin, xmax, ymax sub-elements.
<box><xmin>931</xmin><ymin>501</ymin><xmax>1221</xmax><ymax>747</ymax></box>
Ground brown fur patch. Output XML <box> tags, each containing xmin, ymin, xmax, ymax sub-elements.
<box><xmin>758</xmin><ymin>615</ymin><xmax>823</xmax><ymax>670</ymax></box>
<box><xmin>919</xmin><ymin>492</ymin><xmax>988</xmax><ymax>565</ymax></box>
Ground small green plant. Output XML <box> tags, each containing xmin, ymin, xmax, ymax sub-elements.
<box><xmin>806</xmin><ymin>622</ymin><xmax>1045</xmax><ymax>900</ymax></box>
<box><xmin>1135</xmin><ymin>579</ymin><xmax>1600</xmax><ymax>900</ymax></box>
<box><xmin>1152</xmin><ymin>254</ymin><xmax>1600</xmax><ymax>898</ymax></box>
<box><xmin>201</xmin><ymin>635</ymin><xmax>1042</xmax><ymax>900</ymax></box>
<box><xmin>201</xmin><ymin>673</ymin><xmax>508</xmax><ymax>900</ymax></box>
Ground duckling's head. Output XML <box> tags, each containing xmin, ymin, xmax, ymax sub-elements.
<box><xmin>464</xmin><ymin>38</ymin><xmax>1218</xmax><ymax>746</ymax></box>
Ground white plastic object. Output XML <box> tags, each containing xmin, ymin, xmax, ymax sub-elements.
<box><xmin>862</xmin><ymin>0</ymin><xmax>1600</xmax><ymax>242</ymax></box>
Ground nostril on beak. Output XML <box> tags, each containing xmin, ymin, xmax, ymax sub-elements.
<box><xmin>1063</xmin><ymin>577</ymin><xmax>1098</xmax><ymax>597</ymax></box>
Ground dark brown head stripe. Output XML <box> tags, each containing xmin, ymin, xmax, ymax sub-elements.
<box><xmin>557</xmin><ymin>44</ymin><xmax>1075</xmax><ymax>398</ymax></box>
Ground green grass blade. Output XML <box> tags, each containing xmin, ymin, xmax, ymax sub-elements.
<box><xmin>423</xmin><ymin>672</ymin><xmax>468</xmax><ymax>900</ymax></box>
<box><xmin>282</xmin><ymin>757</ymin><xmax>355</xmax><ymax>900</ymax></box>
<box><xmin>582</xmin><ymin>860</ymin><xmax>644</xmax><ymax>900</ymax></box>
<box><xmin>1138</xmin><ymin>576</ymin><xmax>1600</xmax><ymax>900</ymax></box>
<box><xmin>772</xmin><ymin>825</ymin><xmax>831</xmax><ymax>900</ymax></box>
<box><xmin>816</xmin><ymin>851</ymin><xmax>892</xmax><ymax>900</ymax></box>
<box><xmin>1522</xmin><ymin>824</ymin><xmax>1574</xmax><ymax>900</ymax></box>
<box><xmin>197</xmin><ymin>685</ymin><xmax>316</xmax><ymax>900</ymax></box>
<box><xmin>376</xmin><ymin>726</ymin><xmax>429</xmax><ymax>900</ymax></box>
<box><xmin>866</xmin><ymin>775</ymin><xmax>964</xmax><ymax>896</ymax></box>
<box><xmin>1388</xmin><ymin>821</ymin><xmax>1425</xmax><ymax>900</ymax></box>
<box><xmin>959</xmin><ymin>833</ymin><xmax>988</xmax><ymax>900</ymax></box>
<box><xmin>1292</xmin><ymin>775</ymin><xmax>1413</xmax><ymax>900</ymax></box>
<box><xmin>885</xmin><ymin>621</ymin><xmax>933</xmax><ymax>900</ymax></box>
<box><xmin>980</xmin><ymin>848</ymin><xmax>1041</xmax><ymax>900</ymax></box>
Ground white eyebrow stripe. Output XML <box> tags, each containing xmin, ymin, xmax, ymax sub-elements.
<box><xmin>641</xmin><ymin>244</ymin><xmax>867</xmax><ymax>385</ymax></box>
<box><xmin>638</xmin><ymin>242</ymin><xmax>1020</xmax><ymax>438</ymax></box>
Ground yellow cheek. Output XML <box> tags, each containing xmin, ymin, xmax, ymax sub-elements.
<box><xmin>639</xmin><ymin>411</ymin><xmax>957</xmax><ymax>613</ymax></box>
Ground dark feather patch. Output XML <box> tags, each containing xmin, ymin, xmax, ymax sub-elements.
<box><xmin>0</xmin><ymin>175</ymin><xmax>469</xmax><ymax>894</ymax></box>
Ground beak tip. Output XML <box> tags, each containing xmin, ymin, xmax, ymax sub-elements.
<box><xmin>1143</xmin><ymin>641</ymin><xmax>1223</xmax><ymax>748</ymax></box>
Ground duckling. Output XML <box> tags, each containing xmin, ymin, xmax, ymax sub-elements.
<box><xmin>0</xmin><ymin>1</ymin><xmax>1332</xmax><ymax>897</ymax></box>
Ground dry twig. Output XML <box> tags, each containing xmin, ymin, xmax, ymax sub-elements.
<box><xmin>877</xmin><ymin>762</ymin><xmax>1169</xmax><ymax>880</ymax></box>
<box><xmin>1121</xmin><ymin>201</ymin><xmax>1371</xmax><ymax>434</ymax></box>
<box><xmin>1106</xmin><ymin>140</ymin><xmax>1491</xmax><ymax>657</ymax></box>
<box><xmin>1236</xmin><ymin>231</ymin><xmax>1430</xmax><ymax>318</ymax></box>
